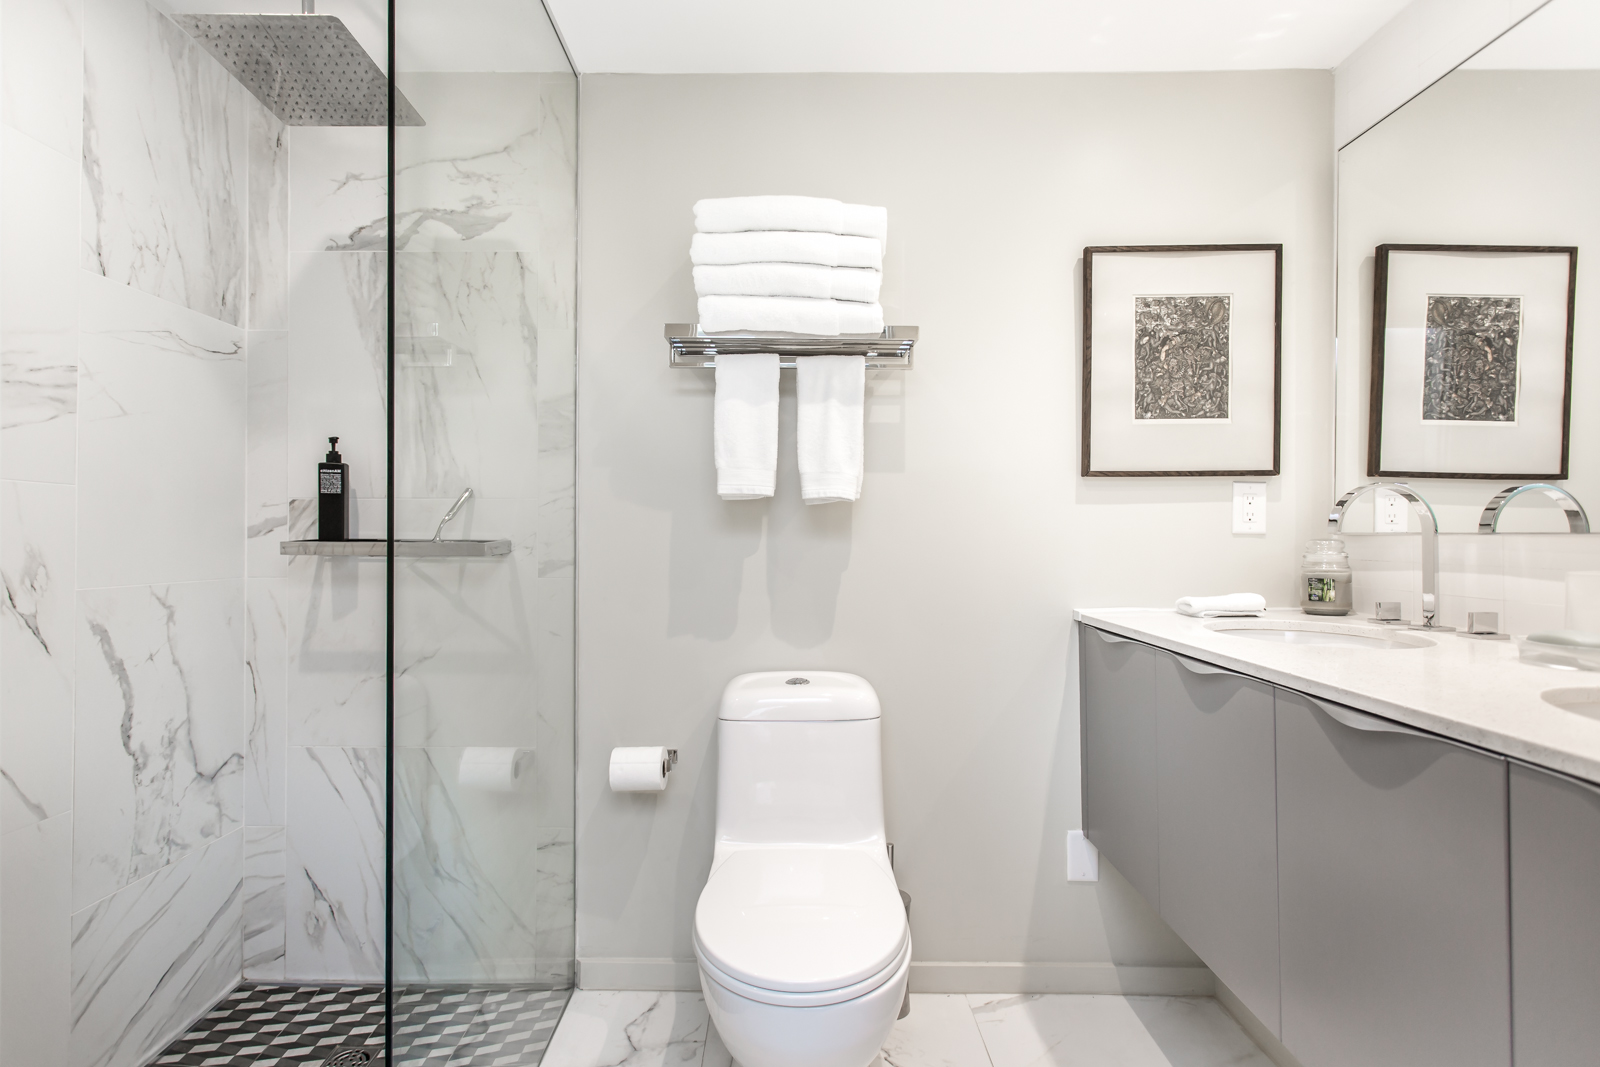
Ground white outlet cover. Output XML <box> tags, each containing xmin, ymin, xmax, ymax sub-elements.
<box><xmin>1067</xmin><ymin>829</ymin><xmax>1100</xmax><ymax>882</ymax></box>
<box><xmin>1376</xmin><ymin>488</ymin><xmax>1407</xmax><ymax>532</ymax></box>
<box><xmin>1233</xmin><ymin>481</ymin><xmax>1266</xmax><ymax>534</ymax></box>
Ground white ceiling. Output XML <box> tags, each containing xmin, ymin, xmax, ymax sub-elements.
<box><xmin>1462</xmin><ymin>0</ymin><xmax>1600</xmax><ymax>69</ymax></box>
<box><xmin>543</xmin><ymin>0</ymin><xmax>1414</xmax><ymax>74</ymax></box>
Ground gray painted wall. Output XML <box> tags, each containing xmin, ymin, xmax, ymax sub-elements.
<box><xmin>576</xmin><ymin>71</ymin><xmax>1334</xmax><ymax>991</ymax></box>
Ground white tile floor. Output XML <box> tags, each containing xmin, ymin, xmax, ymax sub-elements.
<box><xmin>541</xmin><ymin>990</ymin><xmax>1277</xmax><ymax>1067</ymax></box>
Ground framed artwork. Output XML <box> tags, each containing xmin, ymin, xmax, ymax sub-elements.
<box><xmin>1082</xmin><ymin>244</ymin><xmax>1282</xmax><ymax>476</ymax></box>
<box><xmin>1369</xmin><ymin>244</ymin><xmax>1577</xmax><ymax>480</ymax></box>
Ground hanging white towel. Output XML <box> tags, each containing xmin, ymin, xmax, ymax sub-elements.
<box><xmin>714</xmin><ymin>353</ymin><xmax>780</xmax><ymax>500</ymax></box>
<box><xmin>1175</xmin><ymin>593</ymin><xmax>1267</xmax><ymax>618</ymax></box>
<box><xmin>691</xmin><ymin>231</ymin><xmax>883</xmax><ymax>270</ymax></box>
<box><xmin>693</xmin><ymin>196</ymin><xmax>889</xmax><ymax>245</ymax></box>
<box><xmin>699</xmin><ymin>295</ymin><xmax>883</xmax><ymax>336</ymax></box>
<box><xmin>693</xmin><ymin>263</ymin><xmax>882</xmax><ymax>304</ymax></box>
<box><xmin>796</xmin><ymin>355</ymin><xmax>866</xmax><ymax>505</ymax></box>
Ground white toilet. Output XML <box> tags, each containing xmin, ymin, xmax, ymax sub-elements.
<box><xmin>693</xmin><ymin>671</ymin><xmax>910</xmax><ymax>1067</ymax></box>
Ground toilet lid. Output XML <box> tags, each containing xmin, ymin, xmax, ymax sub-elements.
<box><xmin>694</xmin><ymin>848</ymin><xmax>909</xmax><ymax>993</ymax></box>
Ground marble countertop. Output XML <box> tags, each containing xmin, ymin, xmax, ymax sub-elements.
<box><xmin>1074</xmin><ymin>607</ymin><xmax>1600</xmax><ymax>786</ymax></box>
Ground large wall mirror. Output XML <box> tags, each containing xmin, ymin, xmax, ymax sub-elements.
<box><xmin>1334</xmin><ymin>0</ymin><xmax>1600</xmax><ymax>627</ymax></box>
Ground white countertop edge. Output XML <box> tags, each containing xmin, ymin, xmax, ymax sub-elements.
<box><xmin>1073</xmin><ymin>607</ymin><xmax>1600</xmax><ymax>787</ymax></box>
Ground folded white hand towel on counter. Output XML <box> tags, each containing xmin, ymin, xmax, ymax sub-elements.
<box><xmin>694</xmin><ymin>196</ymin><xmax>888</xmax><ymax>245</ymax></box>
<box><xmin>797</xmin><ymin>355</ymin><xmax>866</xmax><ymax>505</ymax></box>
<box><xmin>691</xmin><ymin>231</ymin><xmax>883</xmax><ymax>270</ymax></box>
<box><xmin>693</xmin><ymin>263</ymin><xmax>882</xmax><ymax>304</ymax></box>
<box><xmin>699</xmin><ymin>295</ymin><xmax>884</xmax><ymax>336</ymax></box>
<box><xmin>714</xmin><ymin>353</ymin><xmax>780</xmax><ymax>500</ymax></box>
<box><xmin>1176</xmin><ymin>593</ymin><xmax>1267</xmax><ymax>618</ymax></box>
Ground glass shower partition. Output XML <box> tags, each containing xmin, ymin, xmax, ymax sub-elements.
<box><xmin>386</xmin><ymin>2</ymin><xmax>578</xmax><ymax>1064</ymax></box>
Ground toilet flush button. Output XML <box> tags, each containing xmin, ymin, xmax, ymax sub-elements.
<box><xmin>786</xmin><ymin>677</ymin><xmax>810</xmax><ymax>685</ymax></box>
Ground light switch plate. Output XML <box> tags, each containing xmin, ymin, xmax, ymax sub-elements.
<box><xmin>1067</xmin><ymin>830</ymin><xmax>1100</xmax><ymax>882</ymax></box>
<box><xmin>1233</xmin><ymin>481</ymin><xmax>1266</xmax><ymax>534</ymax></box>
<box><xmin>1377</xmin><ymin>488</ymin><xmax>1407</xmax><ymax>532</ymax></box>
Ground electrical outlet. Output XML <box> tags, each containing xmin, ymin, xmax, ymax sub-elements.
<box><xmin>1377</xmin><ymin>488</ymin><xmax>1407</xmax><ymax>532</ymax></box>
<box><xmin>1233</xmin><ymin>481</ymin><xmax>1266</xmax><ymax>534</ymax></box>
<box><xmin>1067</xmin><ymin>830</ymin><xmax>1100</xmax><ymax>882</ymax></box>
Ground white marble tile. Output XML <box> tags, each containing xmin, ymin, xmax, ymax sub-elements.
<box><xmin>877</xmin><ymin>995</ymin><xmax>994</xmax><ymax>1067</ymax></box>
<box><xmin>70</xmin><ymin>829</ymin><xmax>242</xmax><ymax>1067</ymax></box>
<box><xmin>81</xmin><ymin>0</ymin><xmax>247</xmax><ymax>326</ymax></box>
<box><xmin>541</xmin><ymin>991</ymin><xmax>712</xmax><ymax>1067</ymax></box>
<box><xmin>2</xmin><ymin>126</ymin><xmax>79</xmax><ymax>484</ymax></box>
<box><xmin>284</xmin><ymin>746</ymin><xmax>385</xmax><ymax>982</ymax></box>
<box><xmin>0</xmin><ymin>0</ymin><xmax>82</xmax><ymax>157</ymax></box>
<box><xmin>247</xmin><ymin>330</ymin><xmax>290</xmax><ymax>578</ymax></box>
<box><xmin>243</xmin><ymin>825</ymin><xmax>286</xmax><ymax>981</ymax></box>
<box><xmin>532</xmin><ymin>827</ymin><xmax>574</xmax><ymax>984</ymax></box>
<box><xmin>248</xmin><ymin>105</ymin><xmax>289</xmax><ymax>331</ymax></box>
<box><xmin>392</xmin><ymin>747</ymin><xmax>540</xmax><ymax>983</ymax></box>
<box><xmin>288</xmin><ymin>251</ymin><xmax>388</xmax><ymax>502</ymax></box>
<box><xmin>284</xmin><ymin>555</ymin><xmax>386</xmax><ymax>748</ymax></box>
<box><xmin>77</xmin><ymin>273</ymin><xmax>246</xmax><ymax>589</ymax></box>
<box><xmin>1</xmin><ymin>813</ymin><xmax>72</xmax><ymax>1067</ymax></box>
<box><xmin>969</xmin><ymin>994</ymin><xmax>1273</xmax><ymax>1067</ymax></box>
<box><xmin>533</xmin><ymin>575</ymin><xmax>575</xmax><ymax>827</ymax></box>
<box><xmin>288</xmin><ymin>126</ymin><xmax>389</xmax><ymax>252</ymax></box>
<box><xmin>73</xmin><ymin>580</ymin><xmax>245</xmax><ymax>910</ymax></box>
<box><xmin>0</xmin><ymin>480</ymin><xmax>76</xmax><ymax>833</ymax></box>
<box><xmin>245</xmin><ymin>577</ymin><xmax>288</xmax><ymax>825</ymax></box>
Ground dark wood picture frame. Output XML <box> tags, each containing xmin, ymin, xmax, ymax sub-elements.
<box><xmin>1368</xmin><ymin>243</ymin><xmax>1578</xmax><ymax>480</ymax></box>
<box><xmin>1082</xmin><ymin>244</ymin><xmax>1283</xmax><ymax>477</ymax></box>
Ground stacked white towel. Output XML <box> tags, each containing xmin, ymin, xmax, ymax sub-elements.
<box><xmin>691</xmin><ymin>196</ymin><xmax>886</xmax><ymax>335</ymax></box>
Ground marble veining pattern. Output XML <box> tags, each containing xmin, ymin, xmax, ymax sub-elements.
<box><xmin>285</xmin><ymin>747</ymin><xmax>385</xmax><ymax>981</ymax></box>
<box><xmin>247</xmin><ymin>105</ymin><xmax>289</xmax><ymax>331</ymax></box>
<box><xmin>242</xmin><ymin>826</ymin><xmax>286</xmax><ymax>980</ymax></box>
<box><xmin>246</xmin><ymin>331</ymin><xmax>289</xmax><ymax>577</ymax></box>
<box><xmin>1</xmin><ymin>480</ymin><xmax>77</xmax><ymax>833</ymax></box>
<box><xmin>73</xmin><ymin>581</ymin><xmax>245</xmax><ymax>910</ymax></box>
<box><xmin>245</xmin><ymin>578</ymin><xmax>288</xmax><ymax>825</ymax></box>
<box><xmin>540</xmin><ymin>991</ymin><xmax>714</xmax><ymax>1067</ymax></box>
<box><xmin>70</xmin><ymin>830</ymin><xmax>243</xmax><ymax>1067</ymax></box>
<box><xmin>81</xmin><ymin>0</ymin><xmax>248</xmax><ymax>326</ymax></box>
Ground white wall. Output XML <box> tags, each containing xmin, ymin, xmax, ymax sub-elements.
<box><xmin>576</xmin><ymin>71</ymin><xmax>1336</xmax><ymax>992</ymax></box>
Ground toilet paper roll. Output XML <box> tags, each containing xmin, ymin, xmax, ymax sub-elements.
<box><xmin>1566</xmin><ymin>572</ymin><xmax>1600</xmax><ymax>633</ymax></box>
<box><xmin>458</xmin><ymin>747</ymin><xmax>525</xmax><ymax>792</ymax></box>
<box><xmin>610</xmin><ymin>746</ymin><xmax>671</xmax><ymax>792</ymax></box>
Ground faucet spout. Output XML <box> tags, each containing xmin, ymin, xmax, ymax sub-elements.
<box><xmin>1329</xmin><ymin>482</ymin><xmax>1452</xmax><ymax>631</ymax></box>
<box><xmin>1478</xmin><ymin>484</ymin><xmax>1590</xmax><ymax>534</ymax></box>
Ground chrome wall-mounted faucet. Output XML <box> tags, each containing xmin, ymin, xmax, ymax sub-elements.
<box><xmin>1330</xmin><ymin>482</ymin><xmax>1454</xmax><ymax>632</ymax></box>
<box><xmin>1478</xmin><ymin>484</ymin><xmax>1590</xmax><ymax>534</ymax></box>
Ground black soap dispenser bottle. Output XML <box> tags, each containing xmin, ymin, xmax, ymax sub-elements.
<box><xmin>318</xmin><ymin>437</ymin><xmax>351</xmax><ymax>541</ymax></box>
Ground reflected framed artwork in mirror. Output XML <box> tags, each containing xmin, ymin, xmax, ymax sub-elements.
<box><xmin>1369</xmin><ymin>244</ymin><xmax>1577</xmax><ymax>480</ymax></box>
<box><xmin>1082</xmin><ymin>244</ymin><xmax>1282</xmax><ymax>477</ymax></box>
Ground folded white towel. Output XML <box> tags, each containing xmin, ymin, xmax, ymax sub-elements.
<box><xmin>691</xmin><ymin>231</ymin><xmax>883</xmax><ymax>270</ymax></box>
<box><xmin>694</xmin><ymin>196</ymin><xmax>888</xmax><ymax>245</ymax></box>
<box><xmin>796</xmin><ymin>355</ymin><xmax>866</xmax><ymax>505</ymax></box>
<box><xmin>699</xmin><ymin>295</ymin><xmax>884</xmax><ymax>336</ymax></box>
<box><xmin>693</xmin><ymin>263</ymin><xmax>882</xmax><ymax>304</ymax></box>
<box><xmin>1176</xmin><ymin>593</ymin><xmax>1267</xmax><ymax>618</ymax></box>
<box><xmin>714</xmin><ymin>353</ymin><xmax>780</xmax><ymax>500</ymax></box>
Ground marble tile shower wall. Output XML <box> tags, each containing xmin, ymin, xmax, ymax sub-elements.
<box><xmin>1</xmin><ymin>2</ymin><xmax>577</xmax><ymax>1065</ymax></box>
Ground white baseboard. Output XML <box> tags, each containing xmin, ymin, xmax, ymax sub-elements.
<box><xmin>1213</xmin><ymin>977</ymin><xmax>1304</xmax><ymax>1067</ymax></box>
<box><xmin>575</xmin><ymin>957</ymin><xmax>1212</xmax><ymax>996</ymax></box>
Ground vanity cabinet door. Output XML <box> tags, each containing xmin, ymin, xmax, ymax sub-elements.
<box><xmin>1509</xmin><ymin>762</ymin><xmax>1600</xmax><ymax>1067</ymax></box>
<box><xmin>1276</xmin><ymin>690</ymin><xmax>1510</xmax><ymax>1067</ymax></box>
<box><xmin>1079</xmin><ymin>625</ymin><xmax>1159</xmax><ymax>908</ymax></box>
<box><xmin>1156</xmin><ymin>654</ymin><xmax>1279</xmax><ymax>1037</ymax></box>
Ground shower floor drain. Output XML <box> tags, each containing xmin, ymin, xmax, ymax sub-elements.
<box><xmin>323</xmin><ymin>1050</ymin><xmax>379</xmax><ymax>1067</ymax></box>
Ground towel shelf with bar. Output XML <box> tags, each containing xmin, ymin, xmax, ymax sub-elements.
<box><xmin>665</xmin><ymin>324</ymin><xmax>917</xmax><ymax>369</ymax></box>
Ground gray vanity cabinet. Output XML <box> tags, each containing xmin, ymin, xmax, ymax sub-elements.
<box><xmin>1155</xmin><ymin>654</ymin><xmax>1280</xmax><ymax>1037</ymax></box>
<box><xmin>1275</xmin><ymin>689</ymin><xmax>1510</xmax><ymax>1067</ymax></box>
<box><xmin>1509</xmin><ymin>762</ymin><xmax>1600</xmax><ymax>1066</ymax></box>
<box><xmin>1080</xmin><ymin>626</ymin><xmax>1159</xmax><ymax>907</ymax></box>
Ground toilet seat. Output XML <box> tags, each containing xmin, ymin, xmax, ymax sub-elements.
<box><xmin>693</xmin><ymin>847</ymin><xmax>909</xmax><ymax>998</ymax></box>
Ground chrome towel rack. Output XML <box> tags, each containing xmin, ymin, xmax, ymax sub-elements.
<box><xmin>665</xmin><ymin>325</ymin><xmax>918</xmax><ymax>369</ymax></box>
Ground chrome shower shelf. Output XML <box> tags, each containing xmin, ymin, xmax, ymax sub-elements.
<box><xmin>666</xmin><ymin>325</ymin><xmax>918</xmax><ymax>368</ymax></box>
<box><xmin>280</xmin><ymin>539</ymin><xmax>512</xmax><ymax>558</ymax></box>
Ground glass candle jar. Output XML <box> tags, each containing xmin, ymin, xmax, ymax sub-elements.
<box><xmin>1301</xmin><ymin>539</ymin><xmax>1353</xmax><ymax>616</ymax></box>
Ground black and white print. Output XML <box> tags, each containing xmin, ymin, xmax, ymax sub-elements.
<box><xmin>1423</xmin><ymin>295</ymin><xmax>1521</xmax><ymax>422</ymax></box>
<box><xmin>1133</xmin><ymin>295</ymin><xmax>1231</xmax><ymax>420</ymax></box>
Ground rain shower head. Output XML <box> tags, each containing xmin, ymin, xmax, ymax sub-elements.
<box><xmin>170</xmin><ymin>8</ymin><xmax>424</xmax><ymax>126</ymax></box>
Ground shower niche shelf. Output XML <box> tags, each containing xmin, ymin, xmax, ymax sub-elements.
<box><xmin>280</xmin><ymin>539</ymin><xmax>512</xmax><ymax>558</ymax></box>
<box><xmin>666</xmin><ymin>324</ymin><xmax>918</xmax><ymax>368</ymax></box>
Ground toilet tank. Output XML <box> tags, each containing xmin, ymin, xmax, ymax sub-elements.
<box><xmin>715</xmin><ymin>672</ymin><xmax>884</xmax><ymax>854</ymax></box>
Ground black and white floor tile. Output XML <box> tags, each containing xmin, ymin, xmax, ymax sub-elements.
<box><xmin>154</xmin><ymin>984</ymin><xmax>571</xmax><ymax>1067</ymax></box>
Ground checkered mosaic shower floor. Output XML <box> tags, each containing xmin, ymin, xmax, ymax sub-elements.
<box><xmin>153</xmin><ymin>983</ymin><xmax>571</xmax><ymax>1066</ymax></box>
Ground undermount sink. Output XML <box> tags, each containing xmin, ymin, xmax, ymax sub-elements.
<box><xmin>1542</xmin><ymin>687</ymin><xmax>1600</xmax><ymax>721</ymax></box>
<box><xmin>1205</xmin><ymin>619</ymin><xmax>1436</xmax><ymax>650</ymax></box>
